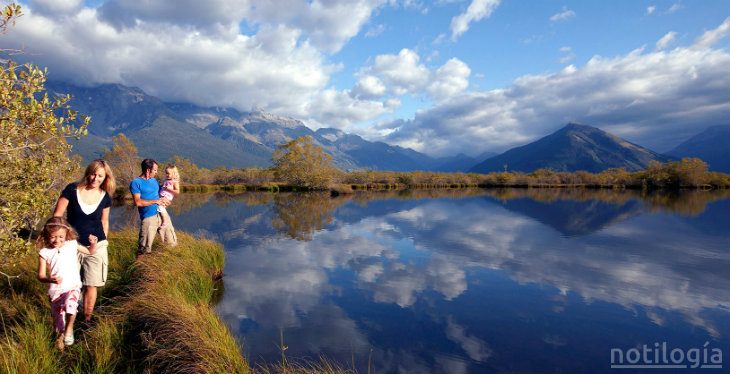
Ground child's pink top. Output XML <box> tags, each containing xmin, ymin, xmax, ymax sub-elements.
<box><xmin>160</xmin><ymin>179</ymin><xmax>175</xmax><ymax>200</ymax></box>
<box><xmin>39</xmin><ymin>240</ymin><xmax>82</xmax><ymax>301</ymax></box>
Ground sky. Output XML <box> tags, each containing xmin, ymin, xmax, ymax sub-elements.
<box><xmin>2</xmin><ymin>0</ymin><xmax>730</xmax><ymax>156</ymax></box>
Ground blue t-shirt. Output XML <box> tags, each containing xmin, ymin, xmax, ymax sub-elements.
<box><xmin>130</xmin><ymin>177</ymin><xmax>160</xmax><ymax>220</ymax></box>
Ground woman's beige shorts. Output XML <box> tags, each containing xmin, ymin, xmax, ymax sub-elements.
<box><xmin>81</xmin><ymin>240</ymin><xmax>108</xmax><ymax>287</ymax></box>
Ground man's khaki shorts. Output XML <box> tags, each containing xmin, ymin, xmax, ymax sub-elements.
<box><xmin>81</xmin><ymin>240</ymin><xmax>108</xmax><ymax>287</ymax></box>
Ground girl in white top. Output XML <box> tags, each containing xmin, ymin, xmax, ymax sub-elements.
<box><xmin>37</xmin><ymin>217</ymin><xmax>96</xmax><ymax>351</ymax></box>
<box><xmin>158</xmin><ymin>164</ymin><xmax>180</xmax><ymax>228</ymax></box>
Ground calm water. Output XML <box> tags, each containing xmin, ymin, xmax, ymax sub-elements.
<box><xmin>112</xmin><ymin>189</ymin><xmax>730</xmax><ymax>373</ymax></box>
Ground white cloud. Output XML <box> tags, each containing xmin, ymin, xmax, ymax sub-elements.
<box><xmin>352</xmin><ymin>75</ymin><xmax>387</xmax><ymax>99</ymax></box>
<box><xmin>358</xmin><ymin>49</ymin><xmax>471</xmax><ymax>102</ymax></box>
<box><xmin>2</xmin><ymin>1</ymin><xmax>406</xmax><ymax>129</ymax></box>
<box><xmin>365</xmin><ymin>23</ymin><xmax>386</xmax><ymax>38</ymax></box>
<box><xmin>97</xmin><ymin>0</ymin><xmax>387</xmax><ymax>53</ymax></box>
<box><xmin>668</xmin><ymin>3</ymin><xmax>682</xmax><ymax>13</ymax></box>
<box><xmin>427</xmin><ymin>58</ymin><xmax>471</xmax><ymax>101</ymax></box>
<box><xmin>655</xmin><ymin>31</ymin><xmax>677</xmax><ymax>50</ymax></box>
<box><xmin>371</xmin><ymin>49</ymin><xmax>430</xmax><ymax>95</ymax></box>
<box><xmin>550</xmin><ymin>7</ymin><xmax>576</xmax><ymax>22</ymax></box>
<box><xmin>559</xmin><ymin>46</ymin><xmax>576</xmax><ymax>63</ymax></box>
<box><xmin>30</xmin><ymin>0</ymin><xmax>82</xmax><ymax>15</ymax></box>
<box><xmin>449</xmin><ymin>0</ymin><xmax>501</xmax><ymax>41</ymax></box>
<box><xmin>647</xmin><ymin>5</ymin><xmax>656</xmax><ymax>15</ymax></box>
<box><xmin>692</xmin><ymin>16</ymin><xmax>730</xmax><ymax>49</ymax></box>
<box><xmin>382</xmin><ymin>19</ymin><xmax>730</xmax><ymax>156</ymax></box>
<box><xmin>445</xmin><ymin>317</ymin><xmax>492</xmax><ymax>362</ymax></box>
<box><xmin>306</xmin><ymin>88</ymin><xmax>397</xmax><ymax>129</ymax></box>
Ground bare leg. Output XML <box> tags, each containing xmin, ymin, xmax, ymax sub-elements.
<box><xmin>84</xmin><ymin>286</ymin><xmax>97</xmax><ymax>321</ymax></box>
<box><xmin>56</xmin><ymin>333</ymin><xmax>65</xmax><ymax>351</ymax></box>
<box><xmin>65</xmin><ymin>313</ymin><xmax>76</xmax><ymax>336</ymax></box>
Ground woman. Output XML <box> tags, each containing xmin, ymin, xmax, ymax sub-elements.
<box><xmin>53</xmin><ymin>159</ymin><xmax>115</xmax><ymax>323</ymax></box>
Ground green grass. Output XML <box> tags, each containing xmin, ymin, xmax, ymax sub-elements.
<box><xmin>0</xmin><ymin>229</ymin><xmax>353</xmax><ymax>374</ymax></box>
<box><xmin>1</xmin><ymin>230</ymin><xmax>354</xmax><ymax>373</ymax></box>
<box><xmin>0</xmin><ymin>230</ymin><xmax>246</xmax><ymax>373</ymax></box>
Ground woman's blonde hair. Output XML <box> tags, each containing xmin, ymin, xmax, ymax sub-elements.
<box><xmin>37</xmin><ymin>217</ymin><xmax>77</xmax><ymax>249</ymax></box>
<box><xmin>78</xmin><ymin>159</ymin><xmax>116</xmax><ymax>195</ymax></box>
<box><xmin>164</xmin><ymin>164</ymin><xmax>180</xmax><ymax>182</ymax></box>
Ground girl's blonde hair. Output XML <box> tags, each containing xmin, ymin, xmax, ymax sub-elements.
<box><xmin>78</xmin><ymin>159</ymin><xmax>117</xmax><ymax>195</ymax></box>
<box><xmin>164</xmin><ymin>164</ymin><xmax>180</xmax><ymax>181</ymax></box>
<box><xmin>37</xmin><ymin>217</ymin><xmax>77</xmax><ymax>249</ymax></box>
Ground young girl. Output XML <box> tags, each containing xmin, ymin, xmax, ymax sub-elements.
<box><xmin>37</xmin><ymin>217</ymin><xmax>96</xmax><ymax>351</ymax></box>
<box><xmin>158</xmin><ymin>164</ymin><xmax>180</xmax><ymax>228</ymax></box>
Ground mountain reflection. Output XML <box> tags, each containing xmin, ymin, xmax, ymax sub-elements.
<box><xmin>110</xmin><ymin>189</ymin><xmax>730</xmax><ymax>373</ymax></box>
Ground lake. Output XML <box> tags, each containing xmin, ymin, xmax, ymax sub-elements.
<box><xmin>112</xmin><ymin>188</ymin><xmax>730</xmax><ymax>373</ymax></box>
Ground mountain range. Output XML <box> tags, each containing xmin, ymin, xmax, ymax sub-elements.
<box><xmin>48</xmin><ymin>82</ymin><xmax>726</xmax><ymax>173</ymax></box>
<box><xmin>469</xmin><ymin>123</ymin><xmax>673</xmax><ymax>173</ymax></box>
<box><xmin>666</xmin><ymin>125</ymin><xmax>730</xmax><ymax>173</ymax></box>
<box><xmin>49</xmin><ymin>82</ymin><xmax>494</xmax><ymax>171</ymax></box>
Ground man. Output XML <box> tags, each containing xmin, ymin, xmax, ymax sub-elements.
<box><xmin>130</xmin><ymin>159</ymin><xmax>177</xmax><ymax>254</ymax></box>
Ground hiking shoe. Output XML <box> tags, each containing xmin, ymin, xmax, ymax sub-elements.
<box><xmin>64</xmin><ymin>333</ymin><xmax>74</xmax><ymax>346</ymax></box>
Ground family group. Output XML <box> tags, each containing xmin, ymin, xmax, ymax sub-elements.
<box><xmin>36</xmin><ymin>158</ymin><xmax>181</xmax><ymax>351</ymax></box>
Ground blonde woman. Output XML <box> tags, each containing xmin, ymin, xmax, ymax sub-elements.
<box><xmin>53</xmin><ymin>159</ymin><xmax>115</xmax><ymax>323</ymax></box>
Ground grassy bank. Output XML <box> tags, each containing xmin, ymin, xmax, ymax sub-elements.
<box><xmin>0</xmin><ymin>230</ymin><xmax>246</xmax><ymax>373</ymax></box>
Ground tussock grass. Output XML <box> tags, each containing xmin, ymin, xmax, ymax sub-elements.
<box><xmin>1</xmin><ymin>229</ymin><xmax>351</xmax><ymax>374</ymax></box>
<box><xmin>0</xmin><ymin>295</ymin><xmax>58</xmax><ymax>374</ymax></box>
<box><xmin>125</xmin><ymin>233</ymin><xmax>246</xmax><ymax>373</ymax></box>
<box><xmin>0</xmin><ymin>230</ymin><xmax>247</xmax><ymax>373</ymax></box>
<box><xmin>254</xmin><ymin>357</ymin><xmax>357</xmax><ymax>374</ymax></box>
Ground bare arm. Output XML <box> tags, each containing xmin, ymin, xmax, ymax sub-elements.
<box><xmin>78</xmin><ymin>235</ymin><xmax>97</xmax><ymax>255</ymax></box>
<box><xmin>37</xmin><ymin>257</ymin><xmax>60</xmax><ymax>284</ymax></box>
<box><xmin>132</xmin><ymin>193</ymin><xmax>165</xmax><ymax>208</ymax></box>
<box><xmin>170</xmin><ymin>180</ymin><xmax>181</xmax><ymax>196</ymax></box>
<box><xmin>101</xmin><ymin>207</ymin><xmax>110</xmax><ymax>237</ymax></box>
<box><xmin>53</xmin><ymin>196</ymin><xmax>69</xmax><ymax>217</ymax></box>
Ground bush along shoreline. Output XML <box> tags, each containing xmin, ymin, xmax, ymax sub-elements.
<box><xmin>152</xmin><ymin>159</ymin><xmax>729</xmax><ymax>197</ymax></box>
<box><xmin>0</xmin><ymin>230</ymin><xmax>247</xmax><ymax>373</ymax></box>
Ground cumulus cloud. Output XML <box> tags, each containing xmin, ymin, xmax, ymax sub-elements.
<box><xmin>1</xmin><ymin>1</ymin><xmax>405</xmax><ymax>129</ymax></box>
<box><xmin>550</xmin><ymin>6</ymin><xmax>576</xmax><ymax>22</ymax></box>
<box><xmin>668</xmin><ymin>2</ymin><xmax>683</xmax><ymax>13</ymax></box>
<box><xmin>98</xmin><ymin>0</ymin><xmax>250</xmax><ymax>32</ymax></box>
<box><xmin>356</xmin><ymin>49</ymin><xmax>471</xmax><ymax>102</ymax></box>
<box><xmin>30</xmin><ymin>0</ymin><xmax>82</xmax><ymax>15</ymax></box>
<box><xmin>655</xmin><ymin>31</ymin><xmax>678</xmax><ymax>50</ymax></box>
<box><xmin>381</xmin><ymin>19</ymin><xmax>730</xmax><ymax>156</ymax></box>
<box><xmin>647</xmin><ymin>5</ymin><xmax>656</xmax><ymax>15</ymax></box>
<box><xmin>449</xmin><ymin>0</ymin><xmax>501</xmax><ymax>41</ymax></box>
<box><xmin>351</xmin><ymin>75</ymin><xmax>387</xmax><ymax>99</ymax></box>
<box><xmin>427</xmin><ymin>58</ymin><xmax>471</xmax><ymax>100</ymax></box>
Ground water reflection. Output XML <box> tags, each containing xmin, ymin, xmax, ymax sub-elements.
<box><xmin>110</xmin><ymin>189</ymin><xmax>730</xmax><ymax>373</ymax></box>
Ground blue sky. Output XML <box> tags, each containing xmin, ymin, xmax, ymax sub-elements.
<box><xmin>3</xmin><ymin>0</ymin><xmax>730</xmax><ymax>156</ymax></box>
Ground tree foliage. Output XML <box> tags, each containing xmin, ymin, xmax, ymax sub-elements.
<box><xmin>272</xmin><ymin>136</ymin><xmax>337</xmax><ymax>189</ymax></box>
<box><xmin>1</xmin><ymin>3</ymin><xmax>89</xmax><ymax>268</ymax></box>
<box><xmin>103</xmin><ymin>133</ymin><xmax>140</xmax><ymax>190</ymax></box>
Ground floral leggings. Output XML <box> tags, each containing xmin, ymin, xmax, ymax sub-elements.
<box><xmin>50</xmin><ymin>289</ymin><xmax>80</xmax><ymax>333</ymax></box>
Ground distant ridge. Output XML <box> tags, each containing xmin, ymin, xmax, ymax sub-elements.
<box><xmin>469</xmin><ymin>123</ymin><xmax>671</xmax><ymax>173</ymax></box>
<box><xmin>49</xmin><ymin>81</ymin><xmax>483</xmax><ymax>171</ymax></box>
<box><xmin>666</xmin><ymin>125</ymin><xmax>730</xmax><ymax>173</ymax></box>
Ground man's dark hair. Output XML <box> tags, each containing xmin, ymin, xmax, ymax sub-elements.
<box><xmin>141</xmin><ymin>158</ymin><xmax>157</xmax><ymax>174</ymax></box>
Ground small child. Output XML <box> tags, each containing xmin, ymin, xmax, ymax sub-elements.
<box><xmin>158</xmin><ymin>164</ymin><xmax>180</xmax><ymax>228</ymax></box>
<box><xmin>36</xmin><ymin>217</ymin><xmax>96</xmax><ymax>351</ymax></box>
